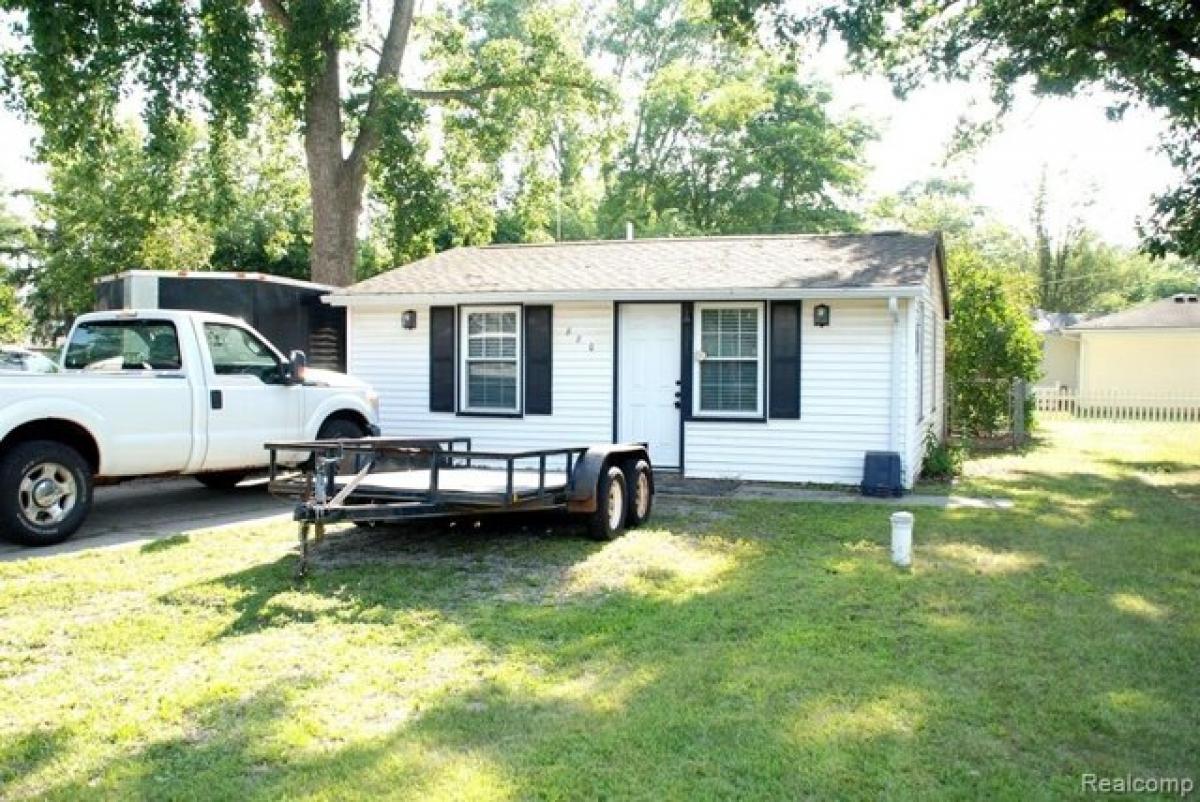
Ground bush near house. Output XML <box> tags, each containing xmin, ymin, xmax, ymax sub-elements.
<box><xmin>946</xmin><ymin>252</ymin><xmax>1042</xmax><ymax>437</ymax></box>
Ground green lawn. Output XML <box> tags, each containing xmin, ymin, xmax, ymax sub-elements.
<box><xmin>2</xmin><ymin>421</ymin><xmax>1198</xmax><ymax>800</ymax></box>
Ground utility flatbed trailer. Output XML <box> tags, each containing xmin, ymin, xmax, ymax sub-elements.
<box><xmin>265</xmin><ymin>437</ymin><xmax>654</xmax><ymax>574</ymax></box>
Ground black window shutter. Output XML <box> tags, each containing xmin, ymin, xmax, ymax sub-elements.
<box><xmin>524</xmin><ymin>305</ymin><xmax>553</xmax><ymax>415</ymax></box>
<box><xmin>429</xmin><ymin>306</ymin><xmax>456</xmax><ymax>412</ymax></box>
<box><xmin>769</xmin><ymin>301</ymin><xmax>802</xmax><ymax>418</ymax></box>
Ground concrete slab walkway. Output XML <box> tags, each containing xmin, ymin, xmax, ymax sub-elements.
<box><xmin>654</xmin><ymin>476</ymin><xmax>1013</xmax><ymax>510</ymax></box>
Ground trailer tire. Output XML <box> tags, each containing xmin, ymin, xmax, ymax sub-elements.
<box><xmin>624</xmin><ymin>459</ymin><xmax>653</xmax><ymax>528</ymax></box>
<box><xmin>194</xmin><ymin>471</ymin><xmax>249</xmax><ymax>490</ymax></box>
<box><xmin>587</xmin><ymin>465</ymin><xmax>627</xmax><ymax>541</ymax></box>
<box><xmin>0</xmin><ymin>440</ymin><xmax>93</xmax><ymax>546</ymax></box>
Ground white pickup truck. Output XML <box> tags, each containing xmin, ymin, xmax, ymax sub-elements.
<box><xmin>0</xmin><ymin>309</ymin><xmax>380</xmax><ymax>546</ymax></box>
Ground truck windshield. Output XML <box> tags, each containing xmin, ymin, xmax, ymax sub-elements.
<box><xmin>64</xmin><ymin>320</ymin><xmax>182</xmax><ymax>372</ymax></box>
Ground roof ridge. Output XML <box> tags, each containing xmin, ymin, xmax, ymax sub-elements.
<box><xmin>476</xmin><ymin>231</ymin><xmax>933</xmax><ymax>250</ymax></box>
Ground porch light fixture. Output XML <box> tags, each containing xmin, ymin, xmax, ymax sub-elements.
<box><xmin>814</xmin><ymin>304</ymin><xmax>831</xmax><ymax>327</ymax></box>
<box><xmin>401</xmin><ymin>310</ymin><xmax>417</xmax><ymax>330</ymax></box>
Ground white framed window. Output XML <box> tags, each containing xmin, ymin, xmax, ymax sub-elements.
<box><xmin>460</xmin><ymin>306</ymin><xmax>521</xmax><ymax>413</ymax></box>
<box><xmin>694</xmin><ymin>302</ymin><xmax>764</xmax><ymax>417</ymax></box>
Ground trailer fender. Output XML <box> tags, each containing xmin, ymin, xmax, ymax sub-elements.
<box><xmin>567</xmin><ymin>444</ymin><xmax>652</xmax><ymax>514</ymax></box>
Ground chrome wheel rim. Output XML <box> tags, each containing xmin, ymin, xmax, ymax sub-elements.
<box><xmin>635</xmin><ymin>473</ymin><xmax>650</xmax><ymax>519</ymax></box>
<box><xmin>607</xmin><ymin>479</ymin><xmax>624</xmax><ymax>531</ymax></box>
<box><xmin>18</xmin><ymin>462</ymin><xmax>77</xmax><ymax>526</ymax></box>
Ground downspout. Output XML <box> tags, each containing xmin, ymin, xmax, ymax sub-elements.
<box><xmin>888</xmin><ymin>297</ymin><xmax>904</xmax><ymax>457</ymax></box>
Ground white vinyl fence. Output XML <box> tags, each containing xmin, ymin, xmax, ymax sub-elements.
<box><xmin>1034</xmin><ymin>388</ymin><xmax>1200</xmax><ymax>423</ymax></box>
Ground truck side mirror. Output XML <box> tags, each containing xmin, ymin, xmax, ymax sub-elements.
<box><xmin>287</xmin><ymin>350</ymin><xmax>308</xmax><ymax>384</ymax></box>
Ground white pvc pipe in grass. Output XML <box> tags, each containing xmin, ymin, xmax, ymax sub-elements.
<box><xmin>891</xmin><ymin>511</ymin><xmax>914</xmax><ymax>568</ymax></box>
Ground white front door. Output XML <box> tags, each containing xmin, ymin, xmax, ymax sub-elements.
<box><xmin>619</xmin><ymin>304</ymin><xmax>681</xmax><ymax>469</ymax></box>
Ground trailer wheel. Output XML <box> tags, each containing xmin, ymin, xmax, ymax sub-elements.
<box><xmin>624</xmin><ymin>459</ymin><xmax>653</xmax><ymax>528</ymax></box>
<box><xmin>587</xmin><ymin>465</ymin><xmax>627</xmax><ymax>541</ymax></box>
<box><xmin>0</xmin><ymin>440</ymin><xmax>93</xmax><ymax>546</ymax></box>
<box><xmin>194</xmin><ymin>470</ymin><xmax>248</xmax><ymax>490</ymax></box>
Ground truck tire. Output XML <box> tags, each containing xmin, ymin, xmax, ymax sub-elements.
<box><xmin>587</xmin><ymin>465</ymin><xmax>627</xmax><ymax>541</ymax></box>
<box><xmin>316</xmin><ymin>417</ymin><xmax>369</xmax><ymax>474</ymax></box>
<box><xmin>317</xmin><ymin>417</ymin><xmax>367</xmax><ymax>440</ymax></box>
<box><xmin>624</xmin><ymin>459</ymin><xmax>653</xmax><ymax>528</ymax></box>
<box><xmin>0</xmin><ymin>440</ymin><xmax>93</xmax><ymax>546</ymax></box>
<box><xmin>195</xmin><ymin>471</ymin><xmax>249</xmax><ymax>490</ymax></box>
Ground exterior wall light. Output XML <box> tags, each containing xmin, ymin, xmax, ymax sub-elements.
<box><xmin>814</xmin><ymin>303</ymin><xmax>831</xmax><ymax>327</ymax></box>
<box><xmin>401</xmin><ymin>310</ymin><xmax>418</xmax><ymax>330</ymax></box>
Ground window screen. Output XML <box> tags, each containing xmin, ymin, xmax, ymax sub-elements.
<box><xmin>697</xmin><ymin>305</ymin><xmax>761</xmax><ymax>414</ymax></box>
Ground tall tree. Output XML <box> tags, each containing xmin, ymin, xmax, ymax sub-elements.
<box><xmin>0</xmin><ymin>198</ymin><xmax>30</xmax><ymax>342</ymax></box>
<box><xmin>594</xmin><ymin>0</ymin><xmax>871</xmax><ymax>237</ymax></box>
<box><xmin>1</xmin><ymin>0</ymin><xmax>598</xmax><ymax>286</ymax></box>
<box><xmin>708</xmin><ymin>0</ymin><xmax>1200</xmax><ymax>259</ymax></box>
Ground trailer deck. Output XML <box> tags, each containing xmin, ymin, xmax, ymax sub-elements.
<box><xmin>265</xmin><ymin>437</ymin><xmax>654</xmax><ymax>575</ymax></box>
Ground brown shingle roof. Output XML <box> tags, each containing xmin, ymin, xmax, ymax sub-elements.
<box><xmin>339</xmin><ymin>233</ymin><xmax>943</xmax><ymax>298</ymax></box>
<box><xmin>1069</xmin><ymin>294</ymin><xmax>1200</xmax><ymax>331</ymax></box>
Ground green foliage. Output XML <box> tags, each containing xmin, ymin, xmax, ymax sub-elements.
<box><xmin>18</xmin><ymin>115</ymin><xmax>313</xmax><ymax>337</ymax></box>
<box><xmin>2</xmin><ymin>1</ymin><xmax>259</xmax><ymax>153</ymax></box>
<box><xmin>0</xmin><ymin>283</ymin><xmax>27</xmax><ymax>343</ymax></box>
<box><xmin>920</xmin><ymin>433</ymin><xmax>964</xmax><ymax>480</ymax></box>
<box><xmin>708</xmin><ymin>0</ymin><xmax>1200</xmax><ymax>259</ymax></box>
<box><xmin>366</xmin><ymin>88</ymin><xmax>443</xmax><ymax>267</ymax></box>
<box><xmin>1032</xmin><ymin>171</ymin><xmax>1200</xmax><ymax>313</ymax></box>
<box><xmin>594</xmin><ymin>0</ymin><xmax>870</xmax><ymax>237</ymax></box>
<box><xmin>417</xmin><ymin>0</ymin><xmax>612</xmax><ymax>247</ymax></box>
<box><xmin>946</xmin><ymin>251</ymin><xmax>1042</xmax><ymax>436</ymax></box>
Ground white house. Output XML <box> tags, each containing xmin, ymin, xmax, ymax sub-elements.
<box><xmin>327</xmin><ymin>233</ymin><xmax>949</xmax><ymax>489</ymax></box>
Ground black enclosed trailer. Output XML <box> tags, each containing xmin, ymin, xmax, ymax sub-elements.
<box><xmin>265</xmin><ymin>437</ymin><xmax>654</xmax><ymax>574</ymax></box>
<box><xmin>94</xmin><ymin>270</ymin><xmax>347</xmax><ymax>371</ymax></box>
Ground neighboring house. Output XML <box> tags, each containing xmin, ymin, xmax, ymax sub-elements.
<box><xmin>1032</xmin><ymin>310</ymin><xmax>1091</xmax><ymax>389</ymax></box>
<box><xmin>328</xmin><ymin>233</ymin><xmax>949</xmax><ymax>489</ymax></box>
<box><xmin>1067</xmin><ymin>293</ymin><xmax>1200</xmax><ymax>399</ymax></box>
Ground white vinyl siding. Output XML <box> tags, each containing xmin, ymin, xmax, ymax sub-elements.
<box><xmin>907</xmin><ymin>263</ymin><xmax>947</xmax><ymax>486</ymax></box>
<box><xmin>694</xmin><ymin>302</ymin><xmax>764</xmax><ymax>417</ymax></box>
<box><xmin>350</xmin><ymin>302</ymin><xmax>613</xmax><ymax>450</ymax></box>
<box><xmin>349</xmin><ymin>284</ymin><xmax>947</xmax><ymax>490</ymax></box>
<box><xmin>685</xmin><ymin>299</ymin><xmax>895</xmax><ymax>485</ymax></box>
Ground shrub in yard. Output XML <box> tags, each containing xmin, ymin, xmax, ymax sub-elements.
<box><xmin>921</xmin><ymin>433</ymin><xmax>964</xmax><ymax>480</ymax></box>
<box><xmin>947</xmin><ymin>252</ymin><xmax>1042</xmax><ymax>436</ymax></box>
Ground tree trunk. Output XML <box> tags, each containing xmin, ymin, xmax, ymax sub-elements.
<box><xmin>304</xmin><ymin>39</ymin><xmax>362</xmax><ymax>288</ymax></box>
<box><xmin>308</xmin><ymin>169</ymin><xmax>362</xmax><ymax>288</ymax></box>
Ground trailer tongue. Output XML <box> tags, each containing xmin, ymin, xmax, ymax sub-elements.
<box><xmin>265</xmin><ymin>437</ymin><xmax>654</xmax><ymax>575</ymax></box>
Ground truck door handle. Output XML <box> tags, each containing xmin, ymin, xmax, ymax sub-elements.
<box><xmin>210</xmin><ymin>390</ymin><xmax>223</xmax><ymax>410</ymax></box>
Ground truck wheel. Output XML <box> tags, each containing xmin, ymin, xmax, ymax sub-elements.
<box><xmin>624</xmin><ymin>459</ymin><xmax>653</xmax><ymax>528</ymax></box>
<box><xmin>0</xmin><ymin>440</ymin><xmax>93</xmax><ymax>546</ymax></box>
<box><xmin>587</xmin><ymin>465</ymin><xmax>627</xmax><ymax>541</ymax></box>
<box><xmin>316</xmin><ymin>418</ymin><xmax>368</xmax><ymax>473</ymax></box>
<box><xmin>195</xmin><ymin>471</ymin><xmax>248</xmax><ymax>490</ymax></box>
<box><xmin>317</xmin><ymin>417</ymin><xmax>366</xmax><ymax>440</ymax></box>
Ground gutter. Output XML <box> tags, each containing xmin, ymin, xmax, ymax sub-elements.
<box><xmin>325</xmin><ymin>286</ymin><xmax>926</xmax><ymax>307</ymax></box>
<box><xmin>888</xmin><ymin>296</ymin><xmax>905</xmax><ymax>457</ymax></box>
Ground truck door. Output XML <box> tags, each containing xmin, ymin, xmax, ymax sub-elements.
<box><xmin>198</xmin><ymin>321</ymin><xmax>303</xmax><ymax>471</ymax></box>
<box><xmin>60</xmin><ymin>317</ymin><xmax>194</xmax><ymax>475</ymax></box>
